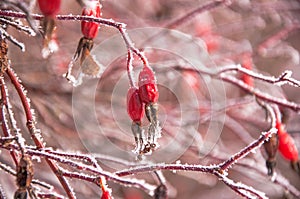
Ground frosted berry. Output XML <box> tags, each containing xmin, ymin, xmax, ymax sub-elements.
<box><xmin>81</xmin><ymin>1</ymin><xmax>101</xmax><ymax>39</ymax></box>
<box><xmin>127</xmin><ymin>87</ymin><xmax>144</xmax><ymax>122</ymax></box>
<box><xmin>38</xmin><ymin>0</ymin><xmax>61</xmax><ymax>16</ymax></box>
<box><xmin>138</xmin><ymin>67</ymin><xmax>159</xmax><ymax>103</ymax></box>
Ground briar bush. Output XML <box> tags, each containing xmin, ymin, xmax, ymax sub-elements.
<box><xmin>0</xmin><ymin>0</ymin><xmax>300</xmax><ymax>199</ymax></box>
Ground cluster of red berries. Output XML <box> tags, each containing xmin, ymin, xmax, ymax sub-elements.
<box><xmin>264</xmin><ymin>114</ymin><xmax>299</xmax><ymax>176</ymax></box>
<box><xmin>127</xmin><ymin>66</ymin><xmax>160</xmax><ymax>156</ymax></box>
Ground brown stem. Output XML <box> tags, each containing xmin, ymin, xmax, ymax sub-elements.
<box><xmin>6</xmin><ymin>68</ymin><xmax>76</xmax><ymax>199</ymax></box>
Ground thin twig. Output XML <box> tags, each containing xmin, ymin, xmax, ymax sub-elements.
<box><xmin>0</xmin><ymin>160</ymin><xmax>53</xmax><ymax>190</ymax></box>
<box><xmin>126</xmin><ymin>50</ymin><xmax>135</xmax><ymax>87</ymax></box>
<box><xmin>0</xmin><ymin>17</ymin><xmax>36</xmax><ymax>36</ymax></box>
<box><xmin>219</xmin><ymin>74</ymin><xmax>300</xmax><ymax>111</ymax></box>
<box><xmin>172</xmin><ymin>64</ymin><xmax>300</xmax><ymax>111</ymax></box>
<box><xmin>257</xmin><ymin>24</ymin><xmax>300</xmax><ymax>55</ymax></box>
<box><xmin>45</xmin><ymin>149</ymin><xmax>112</xmax><ymax>197</ymax></box>
<box><xmin>0</xmin><ymin>183</ymin><xmax>6</xmax><ymax>199</ymax></box>
<box><xmin>219</xmin><ymin>128</ymin><xmax>276</xmax><ymax>171</ymax></box>
<box><xmin>141</xmin><ymin>0</ymin><xmax>231</xmax><ymax>46</ymax></box>
<box><xmin>0</xmin><ymin>77</ymin><xmax>19</xmax><ymax>166</ymax></box>
<box><xmin>214</xmin><ymin>171</ymin><xmax>267</xmax><ymax>199</ymax></box>
<box><xmin>7</xmin><ymin>147</ymin><xmax>156</xmax><ymax>196</ymax></box>
<box><xmin>0</xmin><ymin>27</ymin><xmax>25</xmax><ymax>51</ymax></box>
<box><xmin>216</xmin><ymin>64</ymin><xmax>300</xmax><ymax>87</ymax></box>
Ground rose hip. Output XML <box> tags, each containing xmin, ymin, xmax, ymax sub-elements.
<box><xmin>38</xmin><ymin>0</ymin><xmax>61</xmax><ymax>16</ymax></box>
<box><xmin>81</xmin><ymin>1</ymin><xmax>101</xmax><ymax>39</ymax></box>
<box><xmin>276</xmin><ymin>121</ymin><xmax>298</xmax><ymax>162</ymax></box>
<box><xmin>127</xmin><ymin>87</ymin><xmax>144</xmax><ymax>122</ymax></box>
<box><xmin>138</xmin><ymin>66</ymin><xmax>159</xmax><ymax>104</ymax></box>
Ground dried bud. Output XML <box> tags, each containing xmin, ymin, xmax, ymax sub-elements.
<box><xmin>291</xmin><ymin>161</ymin><xmax>300</xmax><ymax>175</ymax></box>
<box><xmin>14</xmin><ymin>189</ymin><xmax>27</xmax><ymax>199</ymax></box>
<box><xmin>263</xmin><ymin>133</ymin><xmax>278</xmax><ymax>176</ymax></box>
<box><xmin>154</xmin><ymin>184</ymin><xmax>168</xmax><ymax>199</ymax></box>
<box><xmin>16</xmin><ymin>156</ymin><xmax>33</xmax><ymax>189</ymax></box>
<box><xmin>81</xmin><ymin>1</ymin><xmax>101</xmax><ymax>39</ymax></box>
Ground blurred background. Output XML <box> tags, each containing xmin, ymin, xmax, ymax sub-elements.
<box><xmin>1</xmin><ymin>0</ymin><xmax>300</xmax><ymax>198</ymax></box>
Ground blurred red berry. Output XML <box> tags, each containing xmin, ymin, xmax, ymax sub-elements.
<box><xmin>38</xmin><ymin>0</ymin><xmax>61</xmax><ymax>16</ymax></box>
<box><xmin>195</xmin><ymin>22</ymin><xmax>219</xmax><ymax>53</ymax></box>
<box><xmin>127</xmin><ymin>87</ymin><xmax>144</xmax><ymax>122</ymax></box>
<box><xmin>276</xmin><ymin>121</ymin><xmax>299</xmax><ymax>161</ymax></box>
<box><xmin>183</xmin><ymin>71</ymin><xmax>200</xmax><ymax>91</ymax></box>
<box><xmin>278</xmin><ymin>131</ymin><xmax>299</xmax><ymax>162</ymax></box>
<box><xmin>124</xmin><ymin>189</ymin><xmax>143</xmax><ymax>199</ymax></box>
<box><xmin>275</xmin><ymin>120</ymin><xmax>285</xmax><ymax>136</ymax></box>
<box><xmin>241</xmin><ymin>53</ymin><xmax>254</xmax><ymax>87</ymax></box>
<box><xmin>204</xmin><ymin>36</ymin><xmax>219</xmax><ymax>53</ymax></box>
<box><xmin>138</xmin><ymin>67</ymin><xmax>159</xmax><ymax>103</ymax></box>
<box><xmin>101</xmin><ymin>190</ymin><xmax>112</xmax><ymax>199</ymax></box>
<box><xmin>81</xmin><ymin>1</ymin><xmax>101</xmax><ymax>39</ymax></box>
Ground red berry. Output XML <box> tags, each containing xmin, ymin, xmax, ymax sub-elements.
<box><xmin>138</xmin><ymin>67</ymin><xmax>159</xmax><ymax>103</ymax></box>
<box><xmin>276</xmin><ymin>121</ymin><xmax>299</xmax><ymax>161</ymax></box>
<box><xmin>127</xmin><ymin>87</ymin><xmax>144</xmax><ymax>122</ymax></box>
<box><xmin>204</xmin><ymin>35</ymin><xmax>219</xmax><ymax>53</ymax></box>
<box><xmin>81</xmin><ymin>1</ymin><xmax>101</xmax><ymax>39</ymax></box>
<box><xmin>275</xmin><ymin>120</ymin><xmax>286</xmax><ymax>136</ymax></box>
<box><xmin>101</xmin><ymin>191</ymin><xmax>112</xmax><ymax>199</ymax></box>
<box><xmin>278</xmin><ymin>132</ymin><xmax>299</xmax><ymax>162</ymax></box>
<box><xmin>241</xmin><ymin>54</ymin><xmax>254</xmax><ymax>87</ymax></box>
<box><xmin>38</xmin><ymin>0</ymin><xmax>61</xmax><ymax>16</ymax></box>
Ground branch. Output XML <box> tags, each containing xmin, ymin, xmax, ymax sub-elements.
<box><xmin>0</xmin><ymin>77</ymin><xmax>19</xmax><ymax>166</ymax></box>
<box><xmin>0</xmin><ymin>10</ymin><xmax>150</xmax><ymax>70</ymax></box>
<box><xmin>114</xmin><ymin>129</ymin><xmax>275</xmax><ymax>199</ymax></box>
<box><xmin>172</xmin><ymin>64</ymin><xmax>300</xmax><ymax>111</ymax></box>
<box><xmin>216</xmin><ymin>64</ymin><xmax>300</xmax><ymax>87</ymax></box>
<box><xmin>6</xmin><ymin>68</ymin><xmax>76</xmax><ymax>199</ymax></box>
<box><xmin>219</xmin><ymin>74</ymin><xmax>300</xmax><ymax>111</ymax></box>
<box><xmin>22</xmin><ymin>148</ymin><xmax>156</xmax><ymax>196</ymax></box>
<box><xmin>0</xmin><ymin>17</ymin><xmax>35</xmax><ymax>36</ymax></box>
<box><xmin>45</xmin><ymin>149</ymin><xmax>112</xmax><ymax>197</ymax></box>
<box><xmin>0</xmin><ymin>160</ymin><xmax>54</xmax><ymax>190</ymax></box>
<box><xmin>0</xmin><ymin>183</ymin><xmax>6</xmax><ymax>199</ymax></box>
<box><xmin>215</xmin><ymin>171</ymin><xmax>268</xmax><ymax>199</ymax></box>
<box><xmin>219</xmin><ymin>128</ymin><xmax>277</xmax><ymax>171</ymax></box>
<box><xmin>0</xmin><ymin>128</ymin><xmax>276</xmax><ymax>199</ymax></box>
